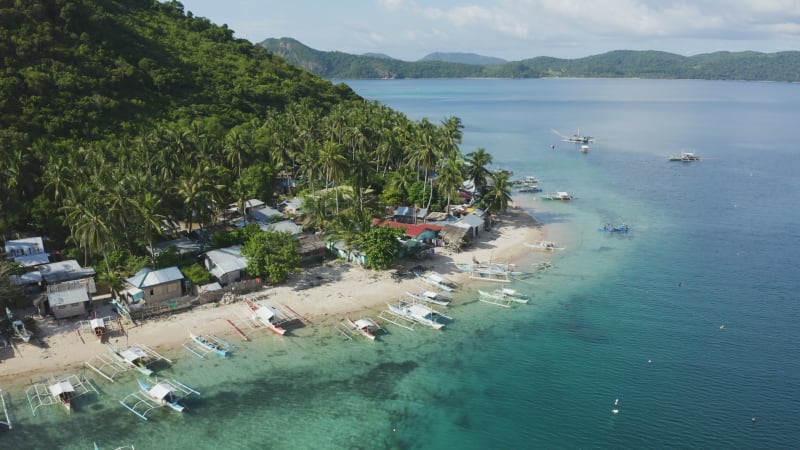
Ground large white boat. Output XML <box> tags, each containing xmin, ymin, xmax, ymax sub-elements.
<box><xmin>563</xmin><ymin>130</ymin><xmax>593</xmax><ymax>144</ymax></box>
<box><xmin>540</xmin><ymin>192</ymin><xmax>573</xmax><ymax>201</ymax></box>
<box><xmin>668</xmin><ymin>151</ymin><xmax>701</xmax><ymax>162</ymax></box>
<box><xmin>406</xmin><ymin>290</ymin><xmax>451</xmax><ymax>306</ymax></box>
<box><xmin>386</xmin><ymin>300</ymin><xmax>450</xmax><ymax>330</ymax></box>
<box><xmin>246</xmin><ymin>299</ymin><xmax>287</xmax><ymax>335</ymax></box>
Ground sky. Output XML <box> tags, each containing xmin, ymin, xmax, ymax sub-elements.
<box><xmin>176</xmin><ymin>0</ymin><xmax>800</xmax><ymax>61</ymax></box>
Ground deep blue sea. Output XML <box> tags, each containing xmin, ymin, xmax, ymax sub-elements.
<box><xmin>4</xmin><ymin>78</ymin><xmax>800</xmax><ymax>449</ymax></box>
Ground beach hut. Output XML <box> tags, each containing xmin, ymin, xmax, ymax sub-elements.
<box><xmin>249</xmin><ymin>205</ymin><xmax>282</xmax><ymax>224</ymax></box>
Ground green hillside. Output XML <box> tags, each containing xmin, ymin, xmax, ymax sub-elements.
<box><xmin>1</xmin><ymin>0</ymin><xmax>503</xmax><ymax>286</ymax></box>
<box><xmin>260</xmin><ymin>38</ymin><xmax>800</xmax><ymax>82</ymax></box>
<box><xmin>0</xmin><ymin>1</ymin><xmax>357</xmax><ymax>143</ymax></box>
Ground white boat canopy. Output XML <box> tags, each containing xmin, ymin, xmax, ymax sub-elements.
<box><xmin>149</xmin><ymin>383</ymin><xmax>173</xmax><ymax>401</ymax></box>
<box><xmin>48</xmin><ymin>380</ymin><xmax>75</xmax><ymax>397</ymax></box>
<box><xmin>353</xmin><ymin>319</ymin><xmax>373</xmax><ymax>329</ymax></box>
<box><xmin>121</xmin><ymin>347</ymin><xmax>148</xmax><ymax>363</ymax></box>
<box><xmin>89</xmin><ymin>318</ymin><xmax>105</xmax><ymax>329</ymax></box>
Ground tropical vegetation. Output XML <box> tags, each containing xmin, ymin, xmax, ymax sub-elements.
<box><xmin>0</xmin><ymin>0</ymin><xmax>510</xmax><ymax>289</ymax></box>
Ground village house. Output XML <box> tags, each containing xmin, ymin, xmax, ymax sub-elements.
<box><xmin>122</xmin><ymin>266</ymin><xmax>186</xmax><ymax>306</ymax></box>
<box><xmin>203</xmin><ymin>245</ymin><xmax>249</xmax><ymax>286</ymax></box>
<box><xmin>37</xmin><ymin>260</ymin><xmax>97</xmax><ymax>318</ymax></box>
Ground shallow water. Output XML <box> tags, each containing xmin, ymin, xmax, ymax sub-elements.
<box><xmin>3</xmin><ymin>78</ymin><xmax>800</xmax><ymax>449</ymax></box>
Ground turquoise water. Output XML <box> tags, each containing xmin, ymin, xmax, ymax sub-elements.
<box><xmin>4</xmin><ymin>79</ymin><xmax>800</xmax><ymax>448</ymax></box>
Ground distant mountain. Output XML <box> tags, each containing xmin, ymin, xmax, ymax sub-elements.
<box><xmin>259</xmin><ymin>38</ymin><xmax>800</xmax><ymax>82</ymax></box>
<box><xmin>420</xmin><ymin>52</ymin><xmax>507</xmax><ymax>66</ymax></box>
<box><xmin>362</xmin><ymin>52</ymin><xmax>396</xmax><ymax>60</ymax></box>
<box><xmin>259</xmin><ymin>37</ymin><xmax>484</xmax><ymax>79</ymax></box>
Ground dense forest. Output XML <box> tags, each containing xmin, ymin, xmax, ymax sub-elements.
<box><xmin>0</xmin><ymin>0</ymin><xmax>510</xmax><ymax>296</ymax></box>
<box><xmin>260</xmin><ymin>38</ymin><xmax>800</xmax><ymax>82</ymax></box>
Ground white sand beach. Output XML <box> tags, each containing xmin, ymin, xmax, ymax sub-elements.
<box><xmin>0</xmin><ymin>208</ymin><xmax>544</xmax><ymax>383</ymax></box>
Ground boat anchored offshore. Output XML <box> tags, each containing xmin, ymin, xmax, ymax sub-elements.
<box><xmin>599</xmin><ymin>224</ymin><xmax>630</xmax><ymax>232</ymax></box>
<box><xmin>668</xmin><ymin>151</ymin><xmax>701</xmax><ymax>162</ymax></box>
<box><xmin>540</xmin><ymin>191</ymin><xmax>573</xmax><ymax>201</ymax></box>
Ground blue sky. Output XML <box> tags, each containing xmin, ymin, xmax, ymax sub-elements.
<box><xmin>176</xmin><ymin>0</ymin><xmax>800</xmax><ymax>61</ymax></box>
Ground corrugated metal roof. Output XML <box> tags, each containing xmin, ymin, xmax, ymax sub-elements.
<box><xmin>48</xmin><ymin>288</ymin><xmax>89</xmax><ymax>307</ymax></box>
<box><xmin>38</xmin><ymin>260</ymin><xmax>96</xmax><ymax>283</ymax></box>
<box><xmin>125</xmin><ymin>266</ymin><xmax>184</xmax><ymax>288</ymax></box>
<box><xmin>205</xmin><ymin>245</ymin><xmax>249</xmax><ymax>276</ymax></box>
<box><xmin>260</xmin><ymin>220</ymin><xmax>301</xmax><ymax>236</ymax></box>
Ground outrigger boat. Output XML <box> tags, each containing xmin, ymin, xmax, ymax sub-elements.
<box><xmin>384</xmin><ymin>300</ymin><xmax>450</xmax><ymax>330</ymax></box>
<box><xmin>406</xmin><ymin>290</ymin><xmax>452</xmax><ymax>306</ymax></box>
<box><xmin>183</xmin><ymin>332</ymin><xmax>231</xmax><ymax>358</ymax></box>
<box><xmin>137</xmin><ymin>379</ymin><xmax>184</xmax><ymax>413</ymax></box>
<box><xmin>106</xmin><ymin>343</ymin><xmax>171</xmax><ymax>377</ymax></box>
<box><xmin>26</xmin><ymin>374</ymin><xmax>98</xmax><ymax>416</ymax></box>
<box><xmin>346</xmin><ymin>317</ymin><xmax>380</xmax><ymax>341</ymax></box>
<box><xmin>0</xmin><ymin>388</ymin><xmax>11</xmax><ymax>429</ymax></box>
<box><xmin>119</xmin><ymin>377</ymin><xmax>199</xmax><ymax>421</ymax></box>
<box><xmin>525</xmin><ymin>241</ymin><xmax>563</xmax><ymax>251</ymax></box>
<box><xmin>245</xmin><ymin>299</ymin><xmax>287</xmax><ymax>335</ymax></box>
<box><xmin>478</xmin><ymin>288</ymin><xmax>529</xmax><ymax>307</ymax></box>
<box><xmin>456</xmin><ymin>260</ymin><xmax>520</xmax><ymax>283</ymax></box>
<box><xmin>6</xmin><ymin>307</ymin><xmax>33</xmax><ymax>343</ymax></box>
<box><xmin>414</xmin><ymin>271</ymin><xmax>458</xmax><ymax>292</ymax></box>
<box><xmin>540</xmin><ymin>192</ymin><xmax>573</xmax><ymax>201</ymax></box>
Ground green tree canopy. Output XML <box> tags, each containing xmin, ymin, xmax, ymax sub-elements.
<box><xmin>360</xmin><ymin>225</ymin><xmax>405</xmax><ymax>270</ymax></box>
<box><xmin>241</xmin><ymin>230</ymin><xmax>301</xmax><ymax>284</ymax></box>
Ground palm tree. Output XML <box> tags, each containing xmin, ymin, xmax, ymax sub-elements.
<box><xmin>465</xmin><ymin>147</ymin><xmax>493</xmax><ymax>195</ymax></box>
<box><xmin>436</xmin><ymin>155</ymin><xmax>465</xmax><ymax>216</ymax></box>
<box><xmin>479</xmin><ymin>171</ymin><xmax>513</xmax><ymax>215</ymax></box>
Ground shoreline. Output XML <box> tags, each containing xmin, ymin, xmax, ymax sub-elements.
<box><xmin>0</xmin><ymin>207</ymin><xmax>548</xmax><ymax>385</ymax></box>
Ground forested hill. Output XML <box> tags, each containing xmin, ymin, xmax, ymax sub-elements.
<box><xmin>260</xmin><ymin>38</ymin><xmax>800</xmax><ymax>82</ymax></box>
<box><xmin>0</xmin><ymin>0</ymin><xmax>357</xmax><ymax>144</ymax></box>
<box><xmin>259</xmin><ymin>38</ymin><xmax>485</xmax><ymax>79</ymax></box>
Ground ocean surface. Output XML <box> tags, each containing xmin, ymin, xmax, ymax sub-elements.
<box><xmin>4</xmin><ymin>78</ymin><xmax>800</xmax><ymax>449</ymax></box>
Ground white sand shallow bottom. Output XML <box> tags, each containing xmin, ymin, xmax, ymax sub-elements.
<box><xmin>0</xmin><ymin>207</ymin><xmax>544</xmax><ymax>383</ymax></box>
